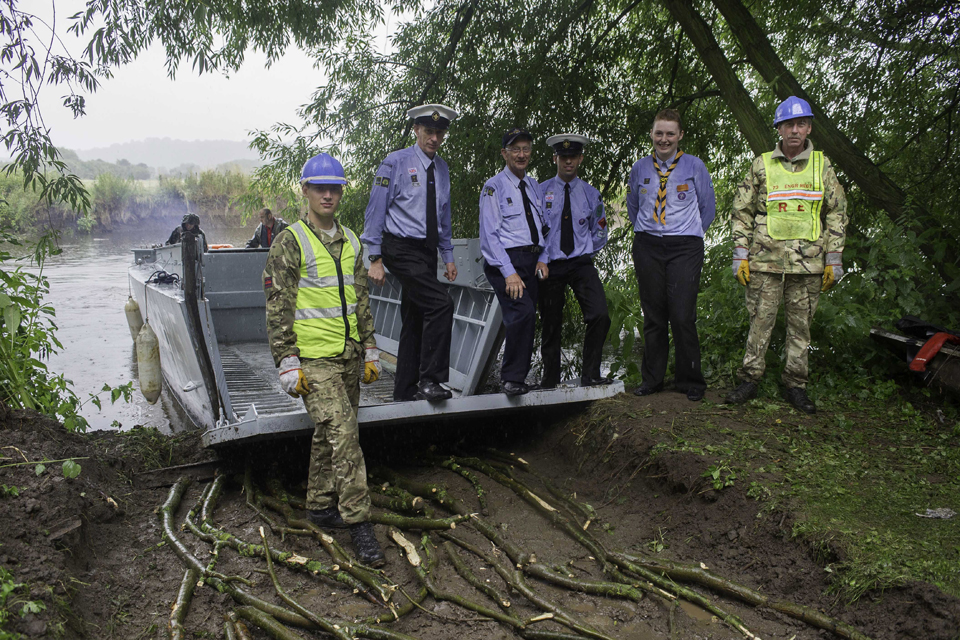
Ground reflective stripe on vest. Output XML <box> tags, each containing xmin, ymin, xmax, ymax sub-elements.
<box><xmin>288</xmin><ymin>220</ymin><xmax>361</xmax><ymax>358</ymax></box>
<box><xmin>763</xmin><ymin>150</ymin><xmax>823</xmax><ymax>242</ymax></box>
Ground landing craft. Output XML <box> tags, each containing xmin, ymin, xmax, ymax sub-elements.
<box><xmin>128</xmin><ymin>235</ymin><xmax>623</xmax><ymax>447</ymax></box>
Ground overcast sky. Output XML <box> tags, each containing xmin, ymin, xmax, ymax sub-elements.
<box><xmin>44</xmin><ymin>44</ymin><xmax>323</xmax><ymax>151</ymax></box>
<box><xmin>36</xmin><ymin>1</ymin><xmax>393</xmax><ymax>152</ymax></box>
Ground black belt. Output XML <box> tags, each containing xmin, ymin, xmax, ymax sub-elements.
<box><xmin>384</xmin><ymin>231</ymin><xmax>437</xmax><ymax>251</ymax></box>
<box><xmin>507</xmin><ymin>245</ymin><xmax>543</xmax><ymax>254</ymax></box>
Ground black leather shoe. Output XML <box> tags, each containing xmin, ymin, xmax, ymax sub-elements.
<box><xmin>725</xmin><ymin>381</ymin><xmax>758</xmax><ymax>405</ymax></box>
<box><xmin>633</xmin><ymin>383</ymin><xmax>663</xmax><ymax>397</ymax></box>
<box><xmin>783</xmin><ymin>386</ymin><xmax>816</xmax><ymax>414</ymax></box>
<box><xmin>349</xmin><ymin>522</ymin><xmax>386</xmax><ymax>567</ymax></box>
<box><xmin>686</xmin><ymin>387</ymin><xmax>705</xmax><ymax>402</ymax></box>
<box><xmin>581</xmin><ymin>376</ymin><xmax>614</xmax><ymax>387</ymax></box>
<box><xmin>415</xmin><ymin>381</ymin><xmax>452</xmax><ymax>402</ymax></box>
<box><xmin>307</xmin><ymin>507</ymin><xmax>348</xmax><ymax>529</ymax></box>
<box><xmin>503</xmin><ymin>381</ymin><xmax>529</xmax><ymax>396</ymax></box>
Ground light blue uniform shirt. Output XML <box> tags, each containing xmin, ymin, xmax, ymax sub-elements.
<box><xmin>362</xmin><ymin>144</ymin><xmax>454</xmax><ymax>264</ymax></box>
<box><xmin>479</xmin><ymin>168</ymin><xmax>548</xmax><ymax>278</ymax></box>
<box><xmin>540</xmin><ymin>176</ymin><xmax>608</xmax><ymax>261</ymax></box>
<box><xmin>626</xmin><ymin>152</ymin><xmax>716</xmax><ymax>237</ymax></box>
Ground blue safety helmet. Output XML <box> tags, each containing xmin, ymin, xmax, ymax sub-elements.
<box><xmin>773</xmin><ymin>96</ymin><xmax>814</xmax><ymax>127</ymax></box>
<box><xmin>300</xmin><ymin>153</ymin><xmax>348</xmax><ymax>185</ymax></box>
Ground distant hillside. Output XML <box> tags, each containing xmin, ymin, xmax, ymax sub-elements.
<box><xmin>75</xmin><ymin>138</ymin><xmax>262</xmax><ymax>171</ymax></box>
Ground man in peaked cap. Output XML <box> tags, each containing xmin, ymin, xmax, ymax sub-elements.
<box><xmin>726</xmin><ymin>96</ymin><xmax>847</xmax><ymax>414</ymax></box>
<box><xmin>362</xmin><ymin>104</ymin><xmax>459</xmax><ymax>402</ymax></box>
<box><xmin>538</xmin><ymin>134</ymin><xmax>612</xmax><ymax>389</ymax></box>
<box><xmin>479</xmin><ymin>128</ymin><xmax>549</xmax><ymax>396</ymax></box>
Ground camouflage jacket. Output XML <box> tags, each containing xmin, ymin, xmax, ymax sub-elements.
<box><xmin>731</xmin><ymin>141</ymin><xmax>847</xmax><ymax>274</ymax></box>
<box><xmin>263</xmin><ymin>218</ymin><xmax>377</xmax><ymax>367</ymax></box>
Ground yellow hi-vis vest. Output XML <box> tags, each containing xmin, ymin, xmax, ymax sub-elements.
<box><xmin>762</xmin><ymin>150</ymin><xmax>824</xmax><ymax>242</ymax></box>
<box><xmin>288</xmin><ymin>220</ymin><xmax>361</xmax><ymax>358</ymax></box>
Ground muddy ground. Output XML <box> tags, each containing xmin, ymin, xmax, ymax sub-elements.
<box><xmin>1</xmin><ymin>391</ymin><xmax>958</xmax><ymax>640</ymax></box>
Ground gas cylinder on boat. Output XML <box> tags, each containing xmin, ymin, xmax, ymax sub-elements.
<box><xmin>136</xmin><ymin>322</ymin><xmax>162</xmax><ymax>403</ymax></box>
<box><xmin>124</xmin><ymin>296</ymin><xmax>143</xmax><ymax>342</ymax></box>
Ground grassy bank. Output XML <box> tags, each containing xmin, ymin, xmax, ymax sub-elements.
<box><xmin>579</xmin><ymin>384</ymin><xmax>960</xmax><ymax>601</ymax></box>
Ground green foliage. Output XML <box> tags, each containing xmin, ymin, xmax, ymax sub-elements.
<box><xmin>0</xmin><ymin>231</ymin><xmax>86</xmax><ymax>430</ymax></box>
<box><xmin>0</xmin><ymin>232</ymin><xmax>132</xmax><ymax>431</ymax></box>
<box><xmin>58</xmin><ymin>149</ymin><xmax>152</xmax><ymax>181</ymax></box>
<box><xmin>61</xmin><ymin>460</ymin><xmax>81</xmax><ymax>479</ymax></box>
<box><xmin>0</xmin><ymin>564</ymin><xmax>44</xmax><ymax>639</ymax></box>
<box><xmin>702</xmin><ymin>463</ymin><xmax>737</xmax><ymax>491</ymax></box>
<box><xmin>644</xmin><ymin>393</ymin><xmax>960</xmax><ymax>599</ymax></box>
<box><xmin>0</xmin><ymin>486</ymin><xmax>18</xmax><ymax>498</ymax></box>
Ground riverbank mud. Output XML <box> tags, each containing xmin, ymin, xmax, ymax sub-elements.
<box><xmin>1</xmin><ymin>392</ymin><xmax>957</xmax><ymax>639</ymax></box>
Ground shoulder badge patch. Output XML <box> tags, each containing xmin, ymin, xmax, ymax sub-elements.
<box><xmin>626</xmin><ymin>185</ymin><xmax>632</xmax><ymax>193</ymax></box>
<box><xmin>378</xmin><ymin>177</ymin><xmax>390</xmax><ymax>188</ymax></box>
<box><xmin>264</xmin><ymin>276</ymin><xmax>273</xmax><ymax>289</ymax></box>
<box><xmin>484</xmin><ymin>186</ymin><xmax>495</xmax><ymax>196</ymax></box>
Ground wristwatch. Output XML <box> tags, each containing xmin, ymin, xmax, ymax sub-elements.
<box><xmin>368</xmin><ymin>255</ymin><xmax>382</xmax><ymax>263</ymax></box>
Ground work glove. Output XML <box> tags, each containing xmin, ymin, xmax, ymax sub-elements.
<box><xmin>363</xmin><ymin>347</ymin><xmax>381</xmax><ymax>384</ymax></box>
<box><xmin>822</xmin><ymin>252</ymin><xmax>843</xmax><ymax>292</ymax></box>
<box><xmin>278</xmin><ymin>355</ymin><xmax>311</xmax><ymax>398</ymax></box>
<box><xmin>733</xmin><ymin>247</ymin><xmax>750</xmax><ymax>286</ymax></box>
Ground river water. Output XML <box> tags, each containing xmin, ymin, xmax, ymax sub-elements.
<box><xmin>27</xmin><ymin>225</ymin><xmax>256</xmax><ymax>432</ymax></box>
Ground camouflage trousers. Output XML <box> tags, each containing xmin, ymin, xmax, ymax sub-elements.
<box><xmin>301</xmin><ymin>340</ymin><xmax>371</xmax><ymax>524</ymax></box>
<box><xmin>737</xmin><ymin>271</ymin><xmax>821</xmax><ymax>389</ymax></box>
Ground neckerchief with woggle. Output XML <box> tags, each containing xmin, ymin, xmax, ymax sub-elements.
<box><xmin>652</xmin><ymin>150</ymin><xmax>684</xmax><ymax>225</ymax></box>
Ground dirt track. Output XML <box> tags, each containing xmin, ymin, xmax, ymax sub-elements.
<box><xmin>1</xmin><ymin>392</ymin><xmax>958</xmax><ymax>639</ymax></box>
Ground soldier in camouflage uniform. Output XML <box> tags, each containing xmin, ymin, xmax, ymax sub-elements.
<box><xmin>263</xmin><ymin>152</ymin><xmax>386</xmax><ymax>567</ymax></box>
<box><xmin>726</xmin><ymin>96</ymin><xmax>847</xmax><ymax>414</ymax></box>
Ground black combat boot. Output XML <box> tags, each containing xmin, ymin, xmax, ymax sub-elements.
<box><xmin>725</xmin><ymin>381</ymin><xmax>758</xmax><ymax>404</ymax></box>
<box><xmin>349</xmin><ymin>522</ymin><xmax>386</xmax><ymax>567</ymax></box>
<box><xmin>783</xmin><ymin>387</ymin><xmax>816</xmax><ymax>414</ymax></box>
<box><xmin>307</xmin><ymin>507</ymin><xmax>347</xmax><ymax>529</ymax></box>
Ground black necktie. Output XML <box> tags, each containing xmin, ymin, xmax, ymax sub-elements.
<box><xmin>560</xmin><ymin>182</ymin><xmax>574</xmax><ymax>256</ymax></box>
<box><xmin>426</xmin><ymin>161</ymin><xmax>438</xmax><ymax>249</ymax></box>
<box><xmin>518</xmin><ymin>179</ymin><xmax>540</xmax><ymax>246</ymax></box>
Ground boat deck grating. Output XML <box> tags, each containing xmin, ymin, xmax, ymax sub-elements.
<box><xmin>219</xmin><ymin>341</ymin><xmax>399</xmax><ymax>417</ymax></box>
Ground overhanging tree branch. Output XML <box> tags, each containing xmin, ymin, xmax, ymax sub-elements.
<box><xmin>659</xmin><ymin>0</ymin><xmax>769</xmax><ymax>156</ymax></box>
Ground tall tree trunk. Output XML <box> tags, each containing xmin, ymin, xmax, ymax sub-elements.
<box><xmin>711</xmin><ymin>0</ymin><xmax>960</xmax><ymax>289</ymax></box>
<box><xmin>662</xmin><ymin>0</ymin><xmax>770</xmax><ymax>156</ymax></box>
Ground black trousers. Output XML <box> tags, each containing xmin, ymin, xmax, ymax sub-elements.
<box><xmin>382</xmin><ymin>233</ymin><xmax>454</xmax><ymax>401</ymax></box>
<box><xmin>484</xmin><ymin>250</ymin><xmax>539</xmax><ymax>384</ymax></box>
<box><xmin>538</xmin><ymin>255</ymin><xmax>611</xmax><ymax>387</ymax></box>
<box><xmin>632</xmin><ymin>232</ymin><xmax>705</xmax><ymax>392</ymax></box>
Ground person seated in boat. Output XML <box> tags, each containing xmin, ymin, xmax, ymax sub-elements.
<box><xmin>246</xmin><ymin>208</ymin><xmax>289</xmax><ymax>248</ymax></box>
<box><xmin>262</xmin><ymin>152</ymin><xmax>386</xmax><ymax>568</ymax></box>
<box><xmin>166</xmin><ymin>213</ymin><xmax>208</xmax><ymax>252</ymax></box>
